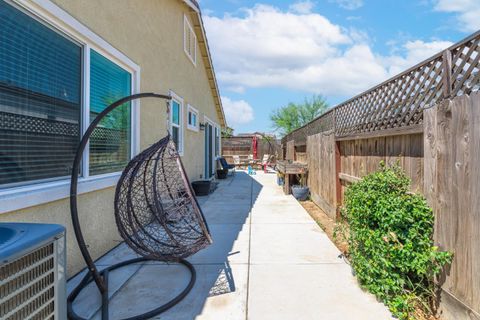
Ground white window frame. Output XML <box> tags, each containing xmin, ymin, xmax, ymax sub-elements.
<box><xmin>0</xmin><ymin>0</ymin><xmax>141</xmax><ymax>214</ymax></box>
<box><xmin>187</xmin><ymin>104</ymin><xmax>199</xmax><ymax>132</ymax></box>
<box><xmin>183</xmin><ymin>14</ymin><xmax>197</xmax><ymax>66</ymax></box>
<box><xmin>169</xmin><ymin>90</ymin><xmax>184</xmax><ymax>156</ymax></box>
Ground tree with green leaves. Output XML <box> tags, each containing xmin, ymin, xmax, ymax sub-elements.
<box><xmin>270</xmin><ymin>95</ymin><xmax>329</xmax><ymax>136</ymax></box>
<box><xmin>221</xmin><ymin>127</ymin><xmax>234</xmax><ymax>138</ymax></box>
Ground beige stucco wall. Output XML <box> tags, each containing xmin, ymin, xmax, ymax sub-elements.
<box><xmin>0</xmin><ymin>0</ymin><xmax>222</xmax><ymax>276</ymax></box>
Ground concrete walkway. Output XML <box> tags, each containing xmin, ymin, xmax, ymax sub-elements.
<box><xmin>68</xmin><ymin>171</ymin><xmax>392</xmax><ymax>319</ymax></box>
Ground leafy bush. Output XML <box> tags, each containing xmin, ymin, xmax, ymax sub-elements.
<box><xmin>340</xmin><ymin>164</ymin><xmax>452</xmax><ymax>319</ymax></box>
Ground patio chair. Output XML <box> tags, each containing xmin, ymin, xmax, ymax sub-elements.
<box><xmin>232</xmin><ymin>155</ymin><xmax>242</xmax><ymax>168</ymax></box>
<box><xmin>219</xmin><ymin>157</ymin><xmax>236</xmax><ymax>175</ymax></box>
<box><xmin>248</xmin><ymin>154</ymin><xmax>261</xmax><ymax>169</ymax></box>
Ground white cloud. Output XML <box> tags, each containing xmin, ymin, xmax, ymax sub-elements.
<box><xmin>204</xmin><ymin>4</ymin><xmax>453</xmax><ymax>98</ymax></box>
<box><xmin>217</xmin><ymin>44</ymin><xmax>388</xmax><ymax>96</ymax></box>
<box><xmin>202</xmin><ymin>8</ymin><xmax>214</xmax><ymax>16</ymax></box>
<box><xmin>226</xmin><ymin>85</ymin><xmax>246</xmax><ymax>94</ymax></box>
<box><xmin>221</xmin><ymin>96</ymin><xmax>254</xmax><ymax>128</ymax></box>
<box><xmin>205</xmin><ymin>4</ymin><xmax>350</xmax><ymax>72</ymax></box>
<box><xmin>289</xmin><ymin>1</ymin><xmax>316</xmax><ymax>14</ymax></box>
<box><xmin>346</xmin><ymin>15</ymin><xmax>362</xmax><ymax>21</ymax></box>
<box><xmin>329</xmin><ymin>0</ymin><xmax>364</xmax><ymax>10</ymax></box>
<box><xmin>434</xmin><ymin>0</ymin><xmax>480</xmax><ymax>32</ymax></box>
<box><xmin>383</xmin><ymin>40</ymin><xmax>453</xmax><ymax>75</ymax></box>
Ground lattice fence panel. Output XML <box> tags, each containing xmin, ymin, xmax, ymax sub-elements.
<box><xmin>308</xmin><ymin>110</ymin><xmax>334</xmax><ymax>134</ymax></box>
<box><xmin>335</xmin><ymin>55</ymin><xmax>444</xmax><ymax>136</ymax></box>
<box><xmin>288</xmin><ymin>126</ymin><xmax>307</xmax><ymax>146</ymax></box>
<box><xmin>287</xmin><ymin>110</ymin><xmax>334</xmax><ymax>146</ymax></box>
<box><xmin>281</xmin><ymin>31</ymin><xmax>480</xmax><ymax>145</ymax></box>
<box><xmin>451</xmin><ymin>36</ymin><xmax>480</xmax><ymax>96</ymax></box>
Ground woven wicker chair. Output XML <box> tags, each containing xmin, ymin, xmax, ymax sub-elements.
<box><xmin>68</xmin><ymin>93</ymin><xmax>212</xmax><ymax>320</ymax></box>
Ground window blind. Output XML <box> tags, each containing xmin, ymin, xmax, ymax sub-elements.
<box><xmin>89</xmin><ymin>50</ymin><xmax>131</xmax><ymax>176</ymax></box>
<box><xmin>0</xmin><ymin>1</ymin><xmax>82</xmax><ymax>188</ymax></box>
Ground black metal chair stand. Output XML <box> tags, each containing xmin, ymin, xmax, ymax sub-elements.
<box><xmin>67</xmin><ymin>257</ymin><xmax>195</xmax><ymax>320</ymax></box>
<box><xmin>67</xmin><ymin>93</ymin><xmax>212</xmax><ymax>320</ymax></box>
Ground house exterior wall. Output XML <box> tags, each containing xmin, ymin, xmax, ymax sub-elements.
<box><xmin>0</xmin><ymin>0</ymin><xmax>223</xmax><ymax>276</ymax></box>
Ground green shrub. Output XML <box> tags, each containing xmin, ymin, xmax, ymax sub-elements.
<box><xmin>341</xmin><ymin>164</ymin><xmax>452</xmax><ymax>319</ymax></box>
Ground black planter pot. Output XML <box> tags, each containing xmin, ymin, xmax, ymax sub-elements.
<box><xmin>291</xmin><ymin>185</ymin><xmax>309</xmax><ymax>201</ymax></box>
<box><xmin>217</xmin><ymin>169</ymin><xmax>228</xmax><ymax>179</ymax></box>
<box><xmin>191</xmin><ymin>180</ymin><xmax>211</xmax><ymax>196</ymax></box>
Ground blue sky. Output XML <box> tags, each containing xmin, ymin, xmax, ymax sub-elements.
<box><xmin>199</xmin><ymin>0</ymin><xmax>479</xmax><ymax>134</ymax></box>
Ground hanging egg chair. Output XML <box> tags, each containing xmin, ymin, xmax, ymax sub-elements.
<box><xmin>67</xmin><ymin>93</ymin><xmax>212</xmax><ymax>320</ymax></box>
<box><xmin>115</xmin><ymin>133</ymin><xmax>211</xmax><ymax>261</ymax></box>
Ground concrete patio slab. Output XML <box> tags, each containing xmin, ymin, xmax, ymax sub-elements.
<box><xmin>201</xmin><ymin>204</ymin><xmax>251</xmax><ymax>224</ymax></box>
<box><xmin>67</xmin><ymin>243</ymin><xmax>141</xmax><ymax>295</ymax></box>
<box><xmin>247</xmin><ymin>263</ymin><xmax>393</xmax><ymax>320</ymax></box>
<box><xmin>68</xmin><ymin>171</ymin><xmax>392</xmax><ymax>319</ymax></box>
<box><xmin>251</xmin><ymin>203</ymin><xmax>316</xmax><ymax>224</ymax></box>
<box><xmin>71</xmin><ymin>264</ymin><xmax>142</xmax><ymax>319</ymax></box>
<box><xmin>156</xmin><ymin>263</ymin><xmax>248</xmax><ymax>320</ymax></box>
<box><xmin>189</xmin><ymin>223</ymin><xmax>250</xmax><ymax>265</ymax></box>
<box><xmin>90</xmin><ymin>263</ymin><xmax>249</xmax><ymax>320</ymax></box>
<box><xmin>249</xmin><ymin>223</ymin><xmax>343</xmax><ymax>264</ymax></box>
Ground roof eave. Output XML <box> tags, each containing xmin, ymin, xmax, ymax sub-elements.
<box><xmin>183</xmin><ymin>0</ymin><xmax>200</xmax><ymax>12</ymax></box>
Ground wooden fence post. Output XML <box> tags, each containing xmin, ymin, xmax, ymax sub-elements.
<box><xmin>335</xmin><ymin>141</ymin><xmax>342</xmax><ymax>220</ymax></box>
<box><xmin>442</xmin><ymin>49</ymin><xmax>452</xmax><ymax>99</ymax></box>
<box><xmin>333</xmin><ymin>108</ymin><xmax>342</xmax><ymax>219</ymax></box>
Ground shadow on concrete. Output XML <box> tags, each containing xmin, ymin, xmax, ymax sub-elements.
<box><xmin>68</xmin><ymin>171</ymin><xmax>262</xmax><ymax>319</ymax></box>
<box><xmin>207</xmin><ymin>260</ymin><xmax>236</xmax><ymax>297</ymax></box>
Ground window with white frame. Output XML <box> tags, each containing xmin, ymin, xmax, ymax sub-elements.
<box><xmin>187</xmin><ymin>105</ymin><xmax>199</xmax><ymax>131</ymax></box>
<box><xmin>0</xmin><ymin>1</ymin><xmax>134</xmax><ymax>189</ymax></box>
<box><xmin>89</xmin><ymin>50</ymin><xmax>132</xmax><ymax>175</ymax></box>
<box><xmin>183</xmin><ymin>15</ymin><xmax>197</xmax><ymax>65</ymax></box>
<box><xmin>170</xmin><ymin>93</ymin><xmax>184</xmax><ymax>154</ymax></box>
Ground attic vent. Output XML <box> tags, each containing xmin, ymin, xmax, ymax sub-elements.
<box><xmin>0</xmin><ymin>243</ymin><xmax>56</xmax><ymax>319</ymax></box>
<box><xmin>184</xmin><ymin>14</ymin><xmax>197</xmax><ymax>65</ymax></box>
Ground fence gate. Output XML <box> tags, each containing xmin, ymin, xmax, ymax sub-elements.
<box><xmin>307</xmin><ymin>132</ymin><xmax>337</xmax><ymax>219</ymax></box>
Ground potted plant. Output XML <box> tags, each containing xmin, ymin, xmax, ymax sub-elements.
<box><xmin>191</xmin><ymin>180</ymin><xmax>211</xmax><ymax>196</ymax></box>
<box><xmin>217</xmin><ymin>168</ymin><xmax>228</xmax><ymax>179</ymax></box>
<box><xmin>291</xmin><ymin>173</ymin><xmax>309</xmax><ymax>201</ymax></box>
<box><xmin>277</xmin><ymin>172</ymin><xmax>285</xmax><ymax>186</ymax></box>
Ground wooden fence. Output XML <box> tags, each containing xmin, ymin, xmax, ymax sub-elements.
<box><xmin>424</xmin><ymin>94</ymin><xmax>480</xmax><ymax>320</ymax></box>
<box><xmin>290</xmin><ymin>91</ymin><xmax>480</xmax><ymax>320</ymax></box>
<box><xmin>281</xmin><ymin>31</ymin><xmax>480</xmax><ymax>320</ymax></box>
<box><xmin>307</xmin><ymin>132</ymin><xmax>337</xmax><ymax>219</ymax></box>
<box><xmin>222</xmin><ymin>135</ymin><xmax>281</xmax><ymax>163</ymax></box>
<box><xmin>339</xmin><ymin>133</ymin><xmax>424</xmax><ymax>194</ymax></box>
<box><xmin>285</xmin><ymin>140</ymin><xmax>295</xmax><ymax>161</ymax></box>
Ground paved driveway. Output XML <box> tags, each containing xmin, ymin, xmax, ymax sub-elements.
<box><xmin>68</xmin><ymin>171</ymin><xmax>392</xmax><ymax>319</ymax></box>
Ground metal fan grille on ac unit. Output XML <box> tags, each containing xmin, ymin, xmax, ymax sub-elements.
<box><xmin>0</xmin><ymin>243</ymin><xmax>56</xmax><ymax>320</ymax></box>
